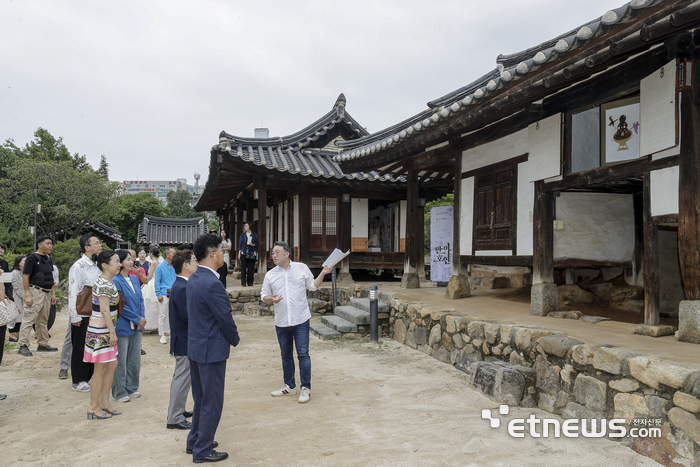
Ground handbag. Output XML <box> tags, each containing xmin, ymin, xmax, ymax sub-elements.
<box><xmin>0</xmin><ymin>297</ymin><xmax>20</xmax><ymax>327</ymax></box>
<box><xmin>245</xmin><ymin>248</ymin><xmax>257</xmax><ymax>260</ymax></box>
<box><xmin>117</xmin><ymin>291</ymin><xmax>124</xmax><ymax>319</ymax></box>
<box><xmin>76</xmin><ymin>286</ymin><xmax>93</xmax><ymax>317</ymax></box>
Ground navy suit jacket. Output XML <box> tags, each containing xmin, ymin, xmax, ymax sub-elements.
<box><xmin>169</xmin><ymin>276</ymin><xmax>189</xmax><ymax>357</ymax></box>
<box><xmin>238</xmin><ymin>231</ymin><xmax>259</xmax><ymax>254</ymax></box>
<box><xmin>187</xmin><ymin>267</ymin><xmax>240</xmax><ymax>363</ymax></box>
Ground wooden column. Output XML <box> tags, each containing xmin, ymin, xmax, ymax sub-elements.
<box><xmin>257</xmin><ymin>177</ymin><xmax>268</xmax><ymax>275</ymax></box>
<box><xmin>246</xmin><ymin>191</ymin><xmax>254</xmax><ymax>225</ymax></box>
<box><xmin>629</xmin><ymin>191</ymin><xmax>644</xmax><ymax>287</ymax></box>
<box><xmin>338</xmin><ymin>193</ymin><xmax>352</xmax><ymax>280</ymax></box>
<box><xmin>452</xmin><ymin>153</ymin><xmax>462</xmax><ymax>276</ymax></box>
<box><xmin>299</xmin><ymin>187</ymin><xmax>310</xmax><ymax>264</ymax></box>
<box><xmin>402</xmin><ymin>160</ymin><xmax>420</xmax><ymax>288</ymax></box>
<box><xmin>643</xmin><ymin>173</ymin><xmax>660</xmax><ymax>325</ymax></box>
<box><xmin>236</xmin><ymin>200</ymin><xmax>244</xmax><ymax>268</ymax></box>
<box><xmin>678</xmin><ymin>57</ymin><xmax>700</xmax><ymax>300</ymax></box>
<box><xmin>532</xmin><ymin>181</ymin><xmax>554</xmax><ymax>284</ymax></box>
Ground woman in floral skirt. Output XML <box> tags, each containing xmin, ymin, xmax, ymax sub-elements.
<box><xmin>84</xmin><ymin>251</ymin><xmax>121</xmax><ymax>420</ymax></box>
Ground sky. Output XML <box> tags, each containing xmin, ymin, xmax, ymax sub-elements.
<box><xmin>1</xmin><ymin>0</ymin><xmax>627</xmax><ymax>186</ymax></box>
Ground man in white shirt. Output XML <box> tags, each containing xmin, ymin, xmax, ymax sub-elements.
<box><xmin>261</xmin><ymin>241</ymin><xmax>331</xmax><ymax>403</ymax></box>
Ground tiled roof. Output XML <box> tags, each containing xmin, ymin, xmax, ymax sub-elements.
<box><xmin>333</xmin><ymin>0</ymin><xmax>689</xmax><ymax>164</ymax></box>
<box><xmin>210</xmin><ymin>94</ymin><xmax>405</xmax><ymax>183</ymax></box>
<box><xmin>86</xmin><ymin>222</ymin><xmax>123</xmax><ymax>242</ymax></box>
<box><xmin>137</xmin><ymin>215</ymin><xmax>207</xmax><ymax>245</ymax></box>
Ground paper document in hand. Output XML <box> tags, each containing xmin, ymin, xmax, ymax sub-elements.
<box><xmin>322</xmin><ymin>249</ymin><xmax>351</xmax><ymax>268</ymax></box>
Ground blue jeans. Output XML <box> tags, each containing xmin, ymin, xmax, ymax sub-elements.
<box><xmin>111</xmin><ymin>332</ymin><xmax>142</xmax><ymax>399</ymax></box>
<box><xmin>275</xmin><ymin>319</ymin><xmax>311</xmax><ymax>390</ymax></box>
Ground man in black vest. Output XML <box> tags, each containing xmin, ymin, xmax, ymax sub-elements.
<box><xmin>18</xmin><ymin>236</ymin><xmax>57</xmax><ymax>356</ymax></box>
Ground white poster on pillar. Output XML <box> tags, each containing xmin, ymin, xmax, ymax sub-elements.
<box><xmin>430</xmin><ymin>205</ymin><xmax>453</xmax><ymax>283</ymax></box>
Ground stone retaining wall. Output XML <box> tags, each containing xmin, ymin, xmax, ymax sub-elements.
<box><xmin>387</xmin><ymin>295</ymin><xmax>700</xmax><ymax>466</ymax></box>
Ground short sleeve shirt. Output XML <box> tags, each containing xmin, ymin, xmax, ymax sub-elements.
<box><xmin>23</xmin><ymin>253</ymin><xmax>54</xmax><ymax>288</ymax></box>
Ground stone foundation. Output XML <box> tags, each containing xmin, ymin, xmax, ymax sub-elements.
<box><xmin>401</xmin><ymin>272</ymin><xmax>420</xmax><ymax>289</ymax></box>
<box><xmin>445</xmin><ymin>275</ymin><xmax>470</xmax><ymax>299</ymax></box>
<box><xmin>530</xmin><ymin>283</ymin><xmax>559</xmax><ymax>316</ymax></box>
<box><xmin>386</xmin><ymin>295</ymin><xmax>700</xmax><ymax>466</ymax></box>
<box><xmin>679</xmin><ymin>300</ymin><xmax>700</xmax><ymax>344</ymax></box>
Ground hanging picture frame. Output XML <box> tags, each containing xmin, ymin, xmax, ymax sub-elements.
<box><xmin>600</xmin><ymin>96</ymin><xmax>641</xmax><ymax>165</ymax></box>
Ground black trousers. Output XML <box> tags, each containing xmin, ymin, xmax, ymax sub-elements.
<box><xmin>216</xmin><ymin>262</ymin><xmax>228</xmax><ymax>288</ymax></box>
<box><xmin>70</xmin><ymin>317</ymin><xmax>94</xmax><ymax>384</ymax></box>
<box><xmin>240</xmin><ymin>256</ymin><xmax>255</xmax><ymax>286</ymax></box>
<box><xmin>0</xmin><ymin>325</ymin><xmax>5</xmax><ymax>366</ymax></box>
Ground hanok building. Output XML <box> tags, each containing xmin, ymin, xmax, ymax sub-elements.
<box><xmin>194</xmin><ymin>95</ymin><xmax>452</xmax><ymax>280</ymax></box>
<box><xmin>137</xmin><ymin>215</ymin><xmax>208</xmax><ymax>247</ymax></box>
<box><xmin>331</xmin><ymin>0</ymin><xmax>700</xmax><ymax>343</ymax></box>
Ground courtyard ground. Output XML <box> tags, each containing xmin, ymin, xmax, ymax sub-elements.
<box><xmin>0</xmin><ymin>310</ymin><xmax>662</xmax><ymax>466</ymax></box>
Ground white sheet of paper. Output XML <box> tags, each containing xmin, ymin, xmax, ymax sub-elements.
<box><xmin>322</xmin><ymin>249</ymin><xmax>350</xmax><ymax>268</ymax></box>
<box><xmin>0</xmin><ymin>272</ymin><xmax>11</xmax><ymax>283</ymax></box>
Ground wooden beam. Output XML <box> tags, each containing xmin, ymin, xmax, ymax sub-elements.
<box><xmin>653</xmin><ymin>214</ymin><xmax>679</xmax><ymax>226</ymax></box>
<box><xmin>459</xmin><ymin>255</ymin><xmax>533</xmax><ymax>267</ymax></box>
<box><xmin>532</xmin><ymin>181</ymin><xmax>554</xmax><ymax>284</ymax></box>
<box><xmin>643</xmin><ymin>172</ymin><xmax>660</xmax><ymax>325</ymax></box>
<box><xmin>678</xmin><ymin>57</ymin><xmax>700</xmax><ymax>300</ymax></box>
<box><xmin>553</xmin><ymin>259</ymin><xmax>633</xmax><ymax>269</ymax></box>
<box><xmin>404</xmin><ymin>161</ymin><xmax>421</xmax><ymax>276</ymax></box>
<box><xmin>453</xmin><ymin>152</ymin><xmax>462</xmax><ymax>276</ymax></box>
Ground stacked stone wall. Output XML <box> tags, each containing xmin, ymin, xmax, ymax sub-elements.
<box><xmin>387</xmin><ymin>296</ymin><xmax>700</xmax><ymax>466</ymax></box>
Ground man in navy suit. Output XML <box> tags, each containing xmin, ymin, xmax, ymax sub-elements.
<box><xmin>166</xmin><ymin>250</ymin><xmax>197</xmax><ymax>431</ymax></box>
<box><xmin>187</xmin><ymin>234</ymin><xmax>240</xmax><ymax>463</ymax></box>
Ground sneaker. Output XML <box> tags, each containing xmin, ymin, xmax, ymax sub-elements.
<box><xmin>0</xmin><ymin>394</ymin><xmax>6</xmax><ymax>400</ymax></box>
<box><xmin>141</xmin><ymin>349</ymin><xmax>146</xmax><ymax>355</ymax></box>
<box><xmin>271</xmin><ymin>384</ymin><xmax>297</xmax><ymax>397</ymax></box>
<box><xmin>159</xmin><ymin>336</ymin><xmax>169</xmax><ymax>344</ymax></box>
<box><xmin>58</xmin><ymin>369</ymin><xmax>68</xmax><ymax>379</ymax></box>
<box><xmin>115</xmin><ymin>395</ymin><xmax>131</xmax><ymax>403</ymax></box>
<box><xmin>18</xmin><ymin>345</ymin><xmax>32</xmax><ymax>357</ymax></box>
<box><xmin>298</xmin><ymin>387</ymin><xmax>310</xmax><ymax>403</ymax></box>
<box><xmin>128</xmin><ymin>391</ymin><xmax>141</xmax><ymax>398</ymax></box>
<box><xmin>72</xmin><ymin>381</ymin><xmax>90</xmax><ymax>392</ymax></box>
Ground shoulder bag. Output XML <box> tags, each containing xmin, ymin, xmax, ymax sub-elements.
<box><xmin>0</xmin><ymin>297</ymin><xmax>19</xmax><ymax>327</ymax></box>
<box><xmin>76</xmin><ymin>286</ymin><xmax>93</xmax><ymax>317</ymax></box>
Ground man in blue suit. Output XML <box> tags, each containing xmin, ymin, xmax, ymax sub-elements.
<box><xmin>187</xmin><ymin>234</ymin><xmax>240</xmax><ymax>463</ymax></box>
<box><xmin>166</xmin><ymin>250</ymin><xmax>197</xmax><ymax>431</ymax></box>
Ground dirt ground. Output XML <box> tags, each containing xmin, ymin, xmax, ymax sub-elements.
<box><xmin>0</xmin><ymin>310</ymin><xmax>662</xmax><ymax>467</ymax></box>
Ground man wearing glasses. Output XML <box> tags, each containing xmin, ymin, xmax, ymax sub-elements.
<box><xmin>262</xmin><ymin>241</ymin><xmax>331</xmax><ymax>403</ymax></box>
<box><xmin>186</xmin><ymin>234</ymin><xmax>240</xmax><ymax>463</ymax></box>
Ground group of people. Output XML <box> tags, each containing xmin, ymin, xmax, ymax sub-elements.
<box><xmin>0</xmin><ymin>225</ymin><xmax>332</xmax><ymax>464</ymax></box>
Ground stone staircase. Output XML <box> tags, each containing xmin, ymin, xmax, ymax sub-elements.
<box><xmin>310</xmin><ymin>297</ymin><xmax>390</xmax><ymax>340</ymax></box>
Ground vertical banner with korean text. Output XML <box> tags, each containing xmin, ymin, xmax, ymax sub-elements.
<box><xmin>430</xmin><ymin>205</ymin><xmax>453</xmax><ymax>282</ymax></box>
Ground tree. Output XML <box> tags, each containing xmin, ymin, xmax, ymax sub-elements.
<box><xmin>114</xmin><ymin>193</ymin><xmax>170</xmax><ymax>244</ymax></box>
<box><xmin>0</xmin><ymin>127</ymin><xmax>94</xmax><ymax>174</ymax></box>
<box><xmin>166</xmin><ymin>190</ymin><xmax>202</xmax><ymax>219</ymax></box>
<box><xmin>97</xmin><ymin>155</ymin><xmax>109</xmax><ymax>180</ymax></box>
<box><xmin>0</xmin><ymin>159</ymin><xmax>122</xmax><ymax>243</ymax></box>
<box><xmin>51</xmin><ymin>238</ymin><xmax>81</xmax><ymax>282</ymax></box>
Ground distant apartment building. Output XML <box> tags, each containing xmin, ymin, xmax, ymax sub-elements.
<box><xmin>122</xmin><ymin>177</ymin><xmax>202</xmax><ymax>205</ymax></box>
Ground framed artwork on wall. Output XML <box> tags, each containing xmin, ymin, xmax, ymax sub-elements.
<box><xmin>600</xmin><ymin>96</ymin><xmax>640</xmax><ymax>165</ymax></box>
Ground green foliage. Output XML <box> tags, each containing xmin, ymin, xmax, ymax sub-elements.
<box><xmin>166</xmin><ymin>190</ymin><xmax>201</xmax><ymax>219</ymax></box>
<box><xmin>0</xmin><ymin>225</ymin><xmax>34</xmax><ymax>254</ymax></box>
<box><xmin>50</xmin><ymin>238</ymin><xmax>80</xmax><ymax>282</ymax></box>
<box><xmin>114</xmin><ymin>193</ymin><xmax>170</xmax><ymax>245</ymax></box>
<box><xmin>97</xmin><ymin>155</ymin><xmax>109</xmax><ymax>180</ymax></box>
<box><xmin>0</xmin><ymin>159</ymin><xmax>122</xmax><ymax>242</ymax></box>
<box><xmin>424</xmin><ymin>194</ymin><xmax>454</xmax><ymax>255</ymax></box>
<box><xmin>206</xmin><ymin>219</ymin><xmax>219</xmax><ymax>232</ymax></box>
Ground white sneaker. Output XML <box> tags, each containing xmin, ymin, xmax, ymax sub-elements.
<box><xmin>298</xmin><ymin>387</ymin><xmax>310</xmax><ymax>403</ymax></box>
<box><xmin>128</xmin><ymin>391</ymin><xmax>141</xmax><ymax>398</ymax></box>
<box><xmin>271</xmin><ymin>384</ymin><xmax>297</xmax><ymax>397</ymax></box>
<box><xmin>71</xmin><ymin>381</ymin><xmax>90</xmax><ymax>393</ymax></box>
<box><xmin>160</xmin><ymin>336</ymin><xmax>169</xmax><ymax>344</ymax></box>
<box><xmin>115</xmin><ymin>395</ymin><xmax>131</xmax><ymax>403</ymax></box>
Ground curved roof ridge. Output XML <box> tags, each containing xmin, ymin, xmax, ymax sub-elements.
<box><xmin>334</xmin><ymin>107</ymin><xmax>435</xmax><ymax>149</ymax></box>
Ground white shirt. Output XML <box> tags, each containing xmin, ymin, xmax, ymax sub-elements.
<box><xmin>198</xmin><ymin>265</ymin><xmax>220</xmax><ymax>279</ymax></box>
<box><xmin>68</xmin><ymin>255</ymin><xmax>102</xmax><ymax>324</ymax></box>
<box><xmin>221</xmin><ymin>239</ymin><xmax>231</xmax><ymax>265</ymax></box>
<box><xmin>261</xmin><ymin>261</ymin><xmax>317</xmax><ymax>327</ymax></box>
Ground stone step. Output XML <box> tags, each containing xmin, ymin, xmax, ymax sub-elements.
<box><xmin>350</xmin><ymin>297</ymin><xmax>390</xmax><ymax>314</ymax></box>
<box><xmin>334</xmin><ymin>305</ymin><xmax>370</xmax><ymax>325</ymax></box>
<box><xmin>322</xmin><ymin>315</ymin><xmax>357</xmax><ymax>333</ymax></box>
<box><xmin>310</xmin><ymin>322</ymin><xmax>341</xmax><ymax>340</ymax></box>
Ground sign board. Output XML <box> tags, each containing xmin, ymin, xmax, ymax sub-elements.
<box><xmin>430</xmin><ymin>206</ymin><xmax>453</xmax><ymax>282</ymax></box>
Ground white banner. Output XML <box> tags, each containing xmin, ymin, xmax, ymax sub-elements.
<box><xmin>430</xmin><ymin>205</ymin><xmax>453</xmax><ymax>282</ymax></box>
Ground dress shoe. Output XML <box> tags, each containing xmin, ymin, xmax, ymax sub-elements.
<box><xmin>141</xmin><ymin>348</ymin><xmax>146</xmax><ymax>355</ymax></box>
<box><xmin>183</xmin><ymin>411</ymin><xmax>193</xmax><ymax>418</ymax></box>
<box><xmin>58</xmin><ymin>369</ymin><xmax>68</xmax><ymax>379</ymax></box>
<box><xmin>166</xmin><ymin>420</ymin><xmax>192</xmax><ymax>430</ymax></box>
<box><xmin>36</xmin><ymin>345</ymin><xmax>58</xmax><ymax>352</ymax></box>
<box><xmin>18</xmin><ymin>345</ymin><xmax>33</xmax><ymax>357</ymax></box>
<box><xmin>193</xmin><ymin>450</ymin><xmax>228</xmax><ymax>463</ymax></box>
<box><xmin>0</xmin><ymin>394</ymin><xmax>7</xmax><ymax>400</ymax></box>
<box><xmin>186</xmin><ymin>441</ymin><xmax>218</xmax><ymax>454</ymax></box>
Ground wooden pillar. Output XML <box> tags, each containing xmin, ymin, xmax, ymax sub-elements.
<box><xmin>402</xmin><ymin>160</ymin><xmax>420</xmax><ymax>288</ymax></box>
<box><xmin>532</xmin><ymin>181</ymin><xmax>554</xmax><ymax>284</ymax></box>
<box><xmin>246</xmin><ymin>190</ymin><xmax>254</xmax><ymax>225</ymax></box>
<box><xmin>678</xmin><ymin>57</ymin><xmax>700</xmax><ymax>300</ymax></box>
<box><xmin>629</xmin><ymin>191</ymin><xmax>644</xmax><ymax>287</ymax></box>
<box><xmin>530</xmin><ymin>180</ymin><xmax>557</xmax><ymax>316</ymax></box>
<box><xmin>236</xmin><ymin>200</ymin><xmax>244</xmax><ymax>268</ymax></box>
<box><xmin>338</xmin><ymin>192</ymin><xmax>352</xmax><ymax>281</ymax></box>
<box><xmin>257</xmin><ymin>177</ymin><xmax>268</xmax><ymax>276</ymax></box>
<box><xmin>643</xmin><ymin>173</ymin><xmax>660</xmax><ymax>325</ymax></box>
<box><xmin>445</xmin><ymin>152</ymin><xmax>471</xmax><ymax>298</ymax></box>
<box><xmin>299</xmin><ymin>187</ymin><xmax>310</xmax><ymax>264</ymax></box>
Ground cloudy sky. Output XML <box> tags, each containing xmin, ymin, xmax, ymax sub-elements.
<box><xmin>1</xmin><ymin>0</ymin><xmax>624</xmax><ymax>185</ymax></box>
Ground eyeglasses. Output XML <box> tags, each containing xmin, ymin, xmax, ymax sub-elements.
<box><xmin>91</xmin><ymin>241</ymin><xmax>102</xmax><ymax>247</ymax></box>
<box><xmin>271</xmin><ymin>250</ymin><xmax>287</xmax><ymax>257</ymax></box>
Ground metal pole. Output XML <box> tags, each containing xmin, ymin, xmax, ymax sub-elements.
<box><xmin>369</xmin><ymin>285</ymin><xmax>378</xmax><ymax>342</ymax></box>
